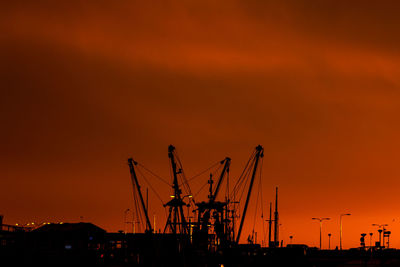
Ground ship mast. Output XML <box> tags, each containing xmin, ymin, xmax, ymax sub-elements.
<box><xmin>164</xmin><ymin>145</ymin><xmax>189</xmax><ymax>235</ymax></box>
<box><xmin>274</xmin><ymin>187</ymin><xmax>279</xmax><ymax>246</ymax></box>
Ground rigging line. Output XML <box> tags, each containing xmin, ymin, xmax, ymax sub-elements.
<box><xmin>136</xmin><ymin>167</ymin><xmax>166</xmax><ymax>206</ymax></box>
<box><xmin>172</xmin><ymin>150</ymin><xmax>197</xmax><ymax>207</ymax></box>
<box><xmin>195</xmin><ymin>160</ymin><xmax>223</xmax><ymax>200</ymax></box>
<box><xmin>232</xmin><ymin>167</ymin><xmax>248</xmax><ymax>203</ymax></box>
<box><xmin>132</xmin><ymin>185</ymin><xmax>142</xmax><ymax>231</ymax></box>
<box><xmin>177</xmin><ymin>163</ymin><xmax>197</xmax><ymax>207</ymax></box>
<box><xmin>252</xmin><ymin>173</ymin><xmax>262</xmax><ymax>233</ymax></box>
<box><xmin>259</xmin><ymin>157</ymin><xmax>264</xmax><ymax>217</ymax></box>
<box><xmin>226</xmin><ymin>169</ymin><xmax>230</xmax><ymax>202</ymax></box>
<box><xmin>237</xmin><ymin>167</ymin><xmax>251</xmax><ymax>204</ymax></box>
<box><xmin>136</xmin><ymin>195</ymin><xmax>144</xmax><ymax>232</ymax></box>
<box><xmin>134</xmin><ymin>189</ymin><xmax>142</xmax><ymax>228</ymax></box>
<box><xmin>194</xmin><ymin>181</ymin><xmax>209</xmax><ymax>198</ymax></box>
<box><xmin>131</xmin><ymin>181</ymin><xmax>139</xmax><ymax>222</ymax></box>
<box><xmin>232</xmin><ymin>157</ymin><xmax>255</xmax><ymax>201</ymax></box>
<box><xmin>258</xmin><ymin>157</ymin><xmax>266</xmax><ymax>244</ymax></box>
<box><xmin>184</xmin><ymin>160</ymin><xmax>221</xmax><ymax>183</ymax></box>
<box><xmin>168</xmin><ymin>158</ymin><xmax>174</xmax><ymax>189</ymax></box>
<box><xmin>175</xmin><ymin>155</ymin><xmax>192</xmax><ymax>195</ymax></box>
<box><xmin>194</xmin><ymin>164</ymin><xmax>222</xmax><ymax>201</ymax></box>
<box><xmin>137</xmin><ymin>163</ymin><xmax>170</xmax><ymax>186</ymax></box>
<box><xmin>232</xmin><ymin>150</ymin><xmax>256</xmax><ymax>194</ymax></box>
<box><xmin>237</xmin><ymin>160</ymin><xmax>254</xmax><ymax>192</ymax></box>
<box><xmin>253</xmin><ymin>177</ymin><xmax>262</xmax><ymax>230</ymax></box>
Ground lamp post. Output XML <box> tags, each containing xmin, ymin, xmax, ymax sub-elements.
<box><xmin>312</xmin><ymin>217</ymin><xmax>330</xmax><ymax>250</ymax></box>
<box><xmin>372</xmin><ymin>224</ymin><xmax>388</xmax><ymax>247</ymax></box>
<box><xmin>340</xmin><ymin>213</ymin><xmax>351</xmax><ymax>250</ymax></box>
<box><xmin>328</xmin><ymin>233</ymin><xmax>332</xmax><ymax>250</ymax></box>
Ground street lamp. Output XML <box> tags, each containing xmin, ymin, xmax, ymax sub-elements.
<box><xmin>372</xmin><ymin>224</ymin><xmax>388</xmax><ymax>247</ymax></box>
<box><xmin>328</xmin><ymin>233</ymin><xmax>332</xmax><ymax>250</ymax></box>
<box><xmin>312</xmin><ymin>217</ymin><xmax>330</xmax><ymax>250</ymax></box>
<box><xmin>369</xmin><ymin>233</ymin><xmax>373</xmax><ymax>248</ymax></box>
<box><xmin>340</xmin><ymin>213</ymin><xmax>351</xmax><ymax>250</ymax></box>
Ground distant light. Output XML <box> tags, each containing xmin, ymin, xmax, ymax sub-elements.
<box><xmin>15</xmin><ymin>223</ymin><xmax>18</xmax><ymax>226</ymax></box>
<box><xmin>60</xmin><ymin>222</ymin><xmax>63</xmax><ymax>224</ymax></box>
<box><xmin>170</xmin><ymin>195</ymin><xmax>175</xmax><ymax>198</ymax></box>
<box><xmin>188</xmin><ymin>195</ymin><xmax>193</xmax><ymax>198</ymax></box>
<box><xmin>65</xmin><ymin>245</ymin><xmax>72</xmax><ymax>250</ymax></box>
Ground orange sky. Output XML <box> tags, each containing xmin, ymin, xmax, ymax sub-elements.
<box><xmin>1</xmin><ymin>0</ymin><xmax>400</xmax><ymax>249</ymax></box>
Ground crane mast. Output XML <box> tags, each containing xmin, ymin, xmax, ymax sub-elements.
<box><xmin>164</xmin><ymin>145</ymin><xmax>189</xmax><ymax>235</ymax></box>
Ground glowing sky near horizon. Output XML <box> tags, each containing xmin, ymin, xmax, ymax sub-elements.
<box><xmin>2</xmin><ymin>0</ymin><xmax>400</xmax><ymax>249</ymax></box>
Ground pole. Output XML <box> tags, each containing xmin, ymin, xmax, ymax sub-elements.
<box><xmin>328</xmin><ymin>233</ymin><xmax>331</xmax><ymax>250</ymax></box>
<box><xmin>312</xmin><ymin>218</ymin><xmax>330</xmax><ymax>250</ymax></box>
<box><xmin>340</xmin><ymin>216</ymin><xmax>342</xmax><ymax>250</ymax></box>
<box><xmin>372</xmin><ymin>224</ymin><xmax>388</xmax><ymax>247</ymax></box>
<box><xmin>268</xmin><ymin>202</ymin><xmax>272</xmax><ymax>247</ymax></box>
<box><xmin>340</xmin><ymin>213</ymin><xmax>351</xmax><ymax>250</ymax></box>
<box><xmin>153</xmin><ymin>214</ymin><xmax>156</xmax><ymax>232</ymax></box>
<box><xmin>274</xmin><ymin>187</ymin><xmax>279</xmax><ymax>246</ymax></box>
<box><xmin>319</xmin><ymin>221</ymin><xmax>322</xmax><ymax>250</ymax></box>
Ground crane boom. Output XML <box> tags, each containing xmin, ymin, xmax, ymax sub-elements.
<box><xmin>212</xmin><ymin>157</ymin><xmax>231</xmax><ymax>201</ymax></box>
<box><xmin>235</xmin><ymin>145</ymin><xmax>264</xmax><ymax>243</ymax></box>
<box><xmin>128</xmin><ymin>158</ymin><xmax>153</xmax><ymax>233</ymax></box>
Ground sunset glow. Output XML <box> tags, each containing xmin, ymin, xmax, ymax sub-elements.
<box><xmin>2</xmin><ymin>1</ymin><xmax>400</xmax><ymax>250</ymax></box>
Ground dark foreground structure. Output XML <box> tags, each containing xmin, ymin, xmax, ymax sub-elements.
<box><xmin>2</xmin><ymin>222</ymin><xmax>400</xmax><ymax>267</ymax></box>
<box><xmin>2</xmin><ymin>146</ymin><xmax>398</xmax><ymax>266</ymax></box>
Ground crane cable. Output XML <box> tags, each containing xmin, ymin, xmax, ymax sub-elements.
<box><xmin>235</xmin><ymin>155</ymin><xmax>256</xmax><ymax>204</ymax></box>
<box><xmin>258</xmin><ymin>157</ymin><xmax>266</xmax><ymax>245</ymax></box>
<box><xmin>192</xmin><ymin>162</ymin><xmax>224</xmax><ymax>199</ymax></box>
<box><xmin>174</xmin><ymin>152</ymin><xmax>193</xmax><ymax>200</ymax></box>
<box><xmin>137</xmin><ymin>162</ymin><xmax>170</xmax><ymax>186</ymax></box>
<box><xmin>184</xmin><ymin>160</ymin><xmax>222</xmax><ymax>184</ymax></box>
<box><xmin>231</xmin><ymin>150</ymin><xmax>256</xmax><ymax>199</ymax></box>
<box><xmin>252</xmin><ymin>159</ymin><xmax>263</xmax><ymax>238</ymax></box>
<box><xmin>136</xmin><ymin>167</ymin><xmax>166</xmax><ymax>206</ymax></box>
